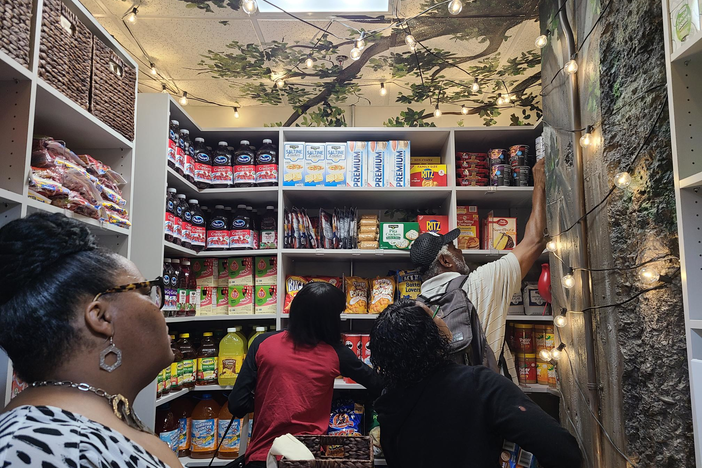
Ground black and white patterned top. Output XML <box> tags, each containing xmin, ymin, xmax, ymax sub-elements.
<box><xmin>0</xmin><ymin>405</ymin><xmax>170</xmax><ymax>468</ymax></box>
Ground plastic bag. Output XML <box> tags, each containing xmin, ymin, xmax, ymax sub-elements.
<box><xmin>328</xmin><ymin>400</ymin><xmax>364</xmax><ymax>436</ymax></box>
<box><xmin>101</xmin><ymin>186</ymin><xmax>127</xmax><ymax>208</ymax></box>
<box><xmin>28</xmin><ymin>172</ymin><xmax>70</xmax><ymax>198</ymax></box>
<box><xmin>52</xmin><ymin>191</ymin><xmax>102</xmax><ymax>220</ymax></box>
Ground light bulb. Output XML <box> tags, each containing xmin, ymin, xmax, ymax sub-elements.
<box><xmin>161</xmin><ymin>84</ymin><xmax>168</xmax><ymax>94</ymax></box>
<box><xmin>510</xmin><ymin>94</ymin><xmax>517</xmax><ymax>101</ymax></box>
<box><xmin>305</xmin><ymin>57</ymin><xmax>314</xmax><ymax>69</ymax></box>
<box><xmin>276</xmin><ymin>79</ymin><xmax>285</xmax><ymax>89</ymax></box>
<box><xmin>496</xmin><ymin>94</ymin><xmax>504</xmax><ymax>105</ymax></box>
<box><xmin>564</xmin><ymin>59</ymin><xmax>578</xmax><ymax>75</ymax></box>
<box><xmin>554</xmin><ymin>314</ymin><xmax>568</xmax><ymax>328</ymax></box>
<box><xmin>448</xmin><ymin>0</ymin><xmax>463</xmax><ymax>15</ymax></box>
<box><xmin>350</xmin><ymin>47</ymin><xmax>362</xmax><ymax>61</ymax></box>
<box><xmin>614</xmin><ymin>172</ymin><xmax>632</xmax><ymax>189</ymax></box>
<box><xmin>380</xmin><ymin>83</ymin><xmax>387</xmax><ymax>96</ymax></box>
<box><xmin>150</xmin><ymin>63</ymin><xmax>157</xmax><ymax>75</ymax></box>
<box><xmin>535</xmin><ymin>34</ymin><xmax>548</xmax><ymax>48</ymax></box>
<box><xmin>127</xmin><ymin>8</ymin><xmax>137</xmax><ymax>23</ymax></box>
<box><xmin>539</xmin><ymin>349</ymin><xmax>552</xmax><ymax>361</ymax></box>
<box><xmin>562</xmin><ymin>273</ymin><xmax>575</xmax><ymax>289</ymax></box>
<box><xmin>580</xmin><ymin>133</ymin><xmax>591</xmax><ymax>147</ymax></box>
<box><xmin>546</xmin><ymin>240</ymin><xmax>557</xmax><ymax>252</ymax></box>
<box><xmin>409</xmin><ymin>44</ymin><xmax>417</xmax><ymax>52</ymax></box>
<box><xmin>179</xmin><ymin>92</ymin><xmax>188</xmax><ymax>106</ymax></box>
<box><xmin>471</xmin><ymin>80</ymin><xmax>480</xmax><ymax>92</ymax></box>
<box><xmin>550</xmin><ymin>346</ymin><xmax>563</xmax><ymax>361</ymax></box>
<box><xmin>233</xmin><ymin>107</ymin><xmax>240</xmax><ymax>119</ymax></box>
<box><xmin>434</xmin><ymin>106</ymin><xmax>442</xmax><ymax>117</ymax></box>
<box><xmin>461</xmin><ymin>105</ymin><xmax>468</xmax><ymax>115</ymax></box>
<box><xmin>356</xmin><ymin>39</ymin><xmax>365</xmax><ymax>50</ymax></box>
<box><xmin>242</xmin><ymin>0</ymin><xmax>257</xmax><ymax>14</ymax></box>
<box><xmin>639</xmin><ymin>267</ymin><xmax>660</xmax><ymax>284</ymax></box>
<box><xmin>405</xmin><ymin>34</ymin><xmax>416</xmax><ymax>49</ymax></box>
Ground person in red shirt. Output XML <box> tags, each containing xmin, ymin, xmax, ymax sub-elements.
<box><xmin>228</xmin><ymin>282</ymin><xmax>382</xmax><ymax>467</ymax></box>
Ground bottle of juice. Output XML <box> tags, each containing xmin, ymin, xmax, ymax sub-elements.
<box><xmin>260</xmin><ymin>205</ymin><xmax>277</xmax><ymax>249</ymax></box>
<box><xmin>197</xmin><ymin>332</ymin><xmax>218</xmax><ymax>386</ymax></box>
<box><xmin>157</xmin><ymin>368</ymin><xmax>164</xmax><ymax>399</ymax></box>
<box><xmin>178</xmin><ymin>195</ymin><xmax>192</xmax><ymax>250</ymax></box>
<box><xmin>163</xmin><ymin>358</ymin><xmax>172</xmax><ymax>395</ymax></box>
<box><xmin>176</xmin><ymin>129</ymin><xmax>188</xmax><ymax>177</ymax></box>
<box><xmin>156</xmin><ymin>403</ymin><xmax>179</xmax><ymax>453</ymax></box>
<box><xmin>248</xmin><ymin>327</ymin><xmax>267</xmax><ymax>348</ymax></box>
<box><xmin>163</xmin><ymin>259</ymin><xmax>173</xmax><ymax>317</ymax></box>
<box><xmin>190</xmin><ymin>394</ymin><xmax>220</xmax><ymax>459</ymax></box>
<box><xmin>218</xmin><ymin>404</ymin><xmax>241</xmax><ymax>459</ymax></box>
<box><xmin>185</xmin><ymin>259</ymin><xmax>198</xmax><ymax>317</ymax></box>
<box><xmin>189</xmin><ymin>199</ymin><xmax>207</xmax><ymax>253</ymax></box>
<box><xmin>207</xmin><ymin>205</ymin><xmax>230</xmax><ymax>251</ymax></box>
<box><xmin>255</xmin><ymin>138</ymin><xmax>278</xmax><ymax>187</ymax></box>
<box><xmin>178</xmin><ymin>333</ymin><xmax>197</xmax><ymax>389</ymax></box>
<box><xmin>168</xmin><ymin>120</ymin><xmax>179</xmax><ymax>170</ymax></box>
<box><xmin>233</xmin><ymin>140</ymin><xmax>255</xmax><ymax>188</ymax></box>
<box><xmin>218</xmin><ymin>328</ymin><xmax>246</xmax><ymax>386</ymax></box>
<box><xmin>229</xmin><ymin>205</ymin><xmax>252</xmax><ymax>250</ymax></box>
<box><xmin>233</xmin><ymin>326</ymin><xmax>248</xmax><ymax>350</ymax></box>
<box><xmin>165</xmin><ymin>188</ymin><xmax>176</xmax><ymax>243</ymax></box>
<box><xmin>173</xmin><ymin>194</ymin><xmax>184</xmax><ymax>246</ymax></box>
<box><xmin>171</xmin><ymin>397</ymin><xmax>194</xmax><ymax>457</ymax></box>
<box><xmin>171</xmin><ymin>259</ymin><xmax>182</xmax><ymax>317</ymax></box>
<box><xmin>177</xmin><ymin>260</ymin><xmax>191</xmax><ymax>318</ymax></box>
<box><xmin>183</xmin><ymin>130</ymin><xmax>195</xmax><ymax>184</ymax></box>
<box><xmin>170</xmin><ymin>335</ymin><xmax>182</xmax><ymax>391</ymax></box>
<box><xmin>251</xmin><ymin>208</ymin><xmax>260</xmax><ymax>249</ymax></box>
<box><xmin>211</xmin><ymin>141</ymin><xmax>232</xmax><ymax>188</ymax></box>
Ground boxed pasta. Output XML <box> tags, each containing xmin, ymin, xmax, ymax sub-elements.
<box><xmin>283</xmin><ymin>142</ymin><xmax>305</xmax><ymax>186</ymax></box>
<box><xmin>410</xmin><ymin>164</ymin><xmax>447</xmax><ymax>187</ymax></box>
<box><xmin>228</xmin><ymin>285</ymin><xmax>254</xmax><ymax>315</ymax></box>
<box><xmin>367</xmin><ymin>141</ymin><xmax>387</xmax><ymax>188</ymax></box>
<box><xmin>304</xmin><ymin>143</ymin><xmax>326</xmax><ymax>186</ymax></box>
<box><xmin>346</xmin><ymin>141</ymin><xmax>368</xmax><ymax>187</ymax></box>
<box><xmin>457</xmin><ymin>206</ymin><xmax>480</xmax><ymax>250</ymax></box>
<box><xmin>387</xmin><ymin>140</ymin><xmax>411</xmax><ymax>187</ymax></box>
<box><xmin>325</xmin><ymin>143</ymin><xmax>347</xmax><ymax>186</ymax></box>
<box><xmin>345</xmin><ymin>276</ymin><xmax>369</xmax><ymax>314</ymax></box>
<box><xmin>255</xmin><ymin>285</ymin><xmax>277</xmax><ymax>314</ymax></box>
<box><xmin>227</xmin><ymin>257</ymin><xmax>253</xmax><ymax>286</ymax></box>
<box><xmin>379</xmin><ymin>222</ymin><xmax>420</xmax><ymax>250</ymax></box>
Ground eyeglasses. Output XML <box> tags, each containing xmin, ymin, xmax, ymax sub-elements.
<box><xmin>93</xmin><ymin>277</ymin><xmax>165</xmax><ymax>309</ymax></box>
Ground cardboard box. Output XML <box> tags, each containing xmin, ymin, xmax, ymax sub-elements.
<box><xmin>417</xmin><ymin>215</ymin><xmax>450</xmax><ymax>235</ymax></box>
<box><xmin>197</xmin><ymin>287</ymin><xmax>215</xmax><ymax>316</ymax></box>
<box><xmin>217</xmin><ymin>259</ymin><xmax>229</xmax><ymax>287</ymax></box>
<box><xmin>367</xmin><ymin>141</ymin><xmax>387</xmax><ymax>188</ymax></box>
<box><xmin>255</xmin><ymin>285</ymin><xmax>277</xmax><ymax>314</ymax></box>
<box><xmin>304</xmin><ymin>143</ymin><xmax>326</xmax><ymax>186</ymax></box>
<box><xmin>228</xmin><ymin>285</ymin><xmax>254</xmax><ymax>315</ymax></box>
<box><xmin>216</xmin><ymin>287</ymin><xmax>229</xmax><ymax>315</ymax></box>
<box><xmin>255</xmin><ymin>256</ymin><xmax>277</xmax><ymax>285</ymax></box>
<box><xmin>410</xmin><ymin>164</ymin><xmax>447</xmax><ymax>187</ymax></box>
<box><xmin>411</xmin><ymin>156</ymin><xmax>440</xmax><ymax>164</ymax></box>
<box><xmin>227</xmin><ymin>257</ymin><xmax>253</xmax><ymax>286</ymax></box>
<box><xmin>325</xmin><ymin>143</ymin><xmax>347</xmax><ymax>186</ymax></box>
<box><xmin>457</xmin><ymin>206</ymin><xmax>480</xmax><ymax>250</ymax></box>
<box><xmin>379</xmin><ymin>222</ymin><xmax>420</xmax><ymax>250</ymax></box>
<box><xmin>484</xmin><ymin>212</ymin><xmax>517</xmax><ymax>250</ymax></box>
<box><xmin>387</xmin><ymin>140</ymin><xmax>411</xmax><ymax>187</ymax></box>
<box><xmin>671</xmin><ymin>0</ymin><xmax>701</xmax><ymax>51</ymax></box>
<box><xmin>192</xmin><ymin>259</ymin><xmax>217</xmax><ymax>287</ymax></box>
<box><xmin>283</xmin><ymin>142</ymin><xmax>305</xmax><ymax>186</ymax></box>
<box><xmin>346</xmin><ymin>141</ymin><xmax>367</xmax><ymax>187</ymax></box>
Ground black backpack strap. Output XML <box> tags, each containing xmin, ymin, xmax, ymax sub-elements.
<box><xmin>498</xmin><ymin>339</ymin><xmax>513</xmax><ymax>381</ymax></box>
<box><xmin>446</xmin><ymin>274</ymin><xmax>470</xmax><ymax>292</ymax></box>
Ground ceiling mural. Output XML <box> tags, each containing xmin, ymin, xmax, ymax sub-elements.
<box><xmin>84</xmin><ymin>0</ymin><xmax>543</xmax><ymax>127</ymax></box>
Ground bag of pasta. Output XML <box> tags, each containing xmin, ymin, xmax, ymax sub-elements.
<box><xmin>369</xmin><ymin>276</ymin><xmax>395</xmax><ymax>314</ymax></box>
<box><xmin>344</xmin><ymin>276</ymin><xmax>369</xmax><ymax>314</ymax></box>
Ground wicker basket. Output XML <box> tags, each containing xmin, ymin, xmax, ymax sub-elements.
<box><xmin>0</xmin><ymin>0</ymin><xmax>33</xmax><ymax>68</ymax></box>
<box><xmin>90</xmin><ymin>36</ymin><xmax>136</xmax><ymax>141</ymax></box>
<box><xmin>38</xmin><ymin>0</ymin><xmax>92</xmax><ymax>109</ymax></box>
<box><xmin>279</xmin><ymin>436</ymin><xmax>374</xmax><ymax>468</ymax></box>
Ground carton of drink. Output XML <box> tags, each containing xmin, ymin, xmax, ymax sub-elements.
<box><xmin>388</xmin><ymin>140</ymin><xmax>411</xmax><ymax>187</ymax></box>
<box><xmin>197</xmin><ymin>287</ymin><xmax>214</xmax><ymax>316</ymax></box>
<box><xmin>367</xmin><ymin>141</ymin><xmax>388</xmax><ymax>188</ymax></box>
<box><xmin>325</xmin><ymin>143</ymin><xmax>347</xmax><ymax>186</ymax></box>
<box><xmin>216</xmin><ymin>286</ymin><xmax>229</xmax><ymax>315</ymax></box>
<box><xmin>255</xmin><ymin>285</ymin><xmax>277</xmax><ymax>314</ymax></box>
<box><xmin>304</xmin><ymin>143</ymin><xmax>326</xmax><ymax>186</ymax></box>
<box><xmin>193</xmin><ymin>259</ymin><xmax>217</xmax><ymax>287</ymax></box>
<box><xmin>217</xmin><ymin>259</ymin><xmax>229</xmax><ymax>287</ymax></box>
<box><xmin>283</xmin><ymin>142</ymin><xmax>305</xmax><ymax>186</ymax></box>
<box><xmin>227</xmin><ymin>257</ymin><xmax>254</xmax><ymax>286</ymax></box>
<box><xmin>228</xmin><ymin>285</ymin><xmax>254</xmax><ymax>315</ymax></box>
<box><xmin>255</xmin><ymin>256</ymin><xmax>277</xmax><ymax>285</ymax></box>
<box><xmin>346</xmin><ymin>141</ymin><xmax>368</xmax><ymax>187</ymax></box>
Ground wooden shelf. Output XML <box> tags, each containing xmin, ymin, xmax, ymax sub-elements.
<box><xmin>26</xmin><ymin>198</ymin><xmax>130</xmax><ymax>236</ymax></box>
<box><xmin>166</xmin><ymin>314</ymin><xmax>276</xmax><ymax>323</ymax></box>
<box><xmin>0</xmin><ymin>188</ymin><xmax>24</xmax><ymax>205</ymax></box>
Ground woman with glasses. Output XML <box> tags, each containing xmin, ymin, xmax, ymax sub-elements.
<box><xmin>0</xmin><ymin>213</ymin><xmax>179</xmax><ymax>468</ymax></box>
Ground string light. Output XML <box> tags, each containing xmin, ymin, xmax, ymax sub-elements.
<box><xmin>563</xmin><ymin>268</ymin><xmax>576</xmax><ymax>289</ymax></box>
<box><xmin>233</xmin><ymin>107</ymin><xmax>240</xmax><ymax>119</ymax></box>
<box><xmin>179</xmin><ymin>91</ymin><xmax>188</xmax><ymax>106</ymax></box>
<box><xmin>471</xmin><ymin>79</ymin><xmax>480</xmax><ymax>93</ymax></box>
<box><xmin>448</xmin><ymin>0</ymin><xmax>463</xmax><ymax>15</ymax></box>
<box><xmin>380</xmin><ymin>83</ymin><xmax>387</xmax><ymax>96</ymax></box>
<box><xmin>242</xmin><ymin>0</ymin><xmax>257</xmax><ymax>14</ymax></box>
<box><xmin>405</xmin><ymin>34</ymin><xmax>417</xmax><ymax>50</ymax></box>
<box><xmin>305</xmin><ymin>57</ymin><xmax>314</xmax><ymax>68</ymax></box>
<box><xmin>564</xmin><ymin>59</ymin><xmax>579</xmax><ymax>75</ymax></box>
<box><xmin>546</xmin><ymin>238</ymin><xmax>557</xmax><ymax>252</ymax></box>
<box><xmin>579</xmin><ymin>125</ymin><xmax>593</xmax><ymax>147</ymax></box>
<box><xmin>150</xmin><ymin>63</ymin><xmax>157</xmax><ymax>75</ymax></box>
<box><xmin>539</xmin><ymin>348</ymin><xmax>553</xmax><ymax>361</ymax></box>
<box><xmin>535</xmin><ymin>33</ymin><xmax>549</xmax><ymax>48</ymax></box>
<box><xmin>496</xmin><ymin>93</ymin><xmax>504</xmax><ymax>105</ymax></box>
<box><xmin>550</xmin><ymin>343</ymin><xmax>566</xmax><ymax>361</ymax></box>
<box><xmin>639</xmin><ymin>267</ymin><xmax>660</xmax><ymax>284</ymax></box>
<box><xmin>276</xmin><ymin>79</ymin><xmax>285</xmax><ymax>89</ymax></box>
<box><xmin>434</xmin><ymin>105</ymin><xmax>442</xmax><ymax>117</ymax></box>
<box><xmin>127</xmin><ymin>7</ymin><xmax>137</xmax><ymax>23</ymax></box>
<box><xmin>461</xmin><ymin>104</ymin><xmax>468</xmax><ymax>115</ymax></box>
<box><xmin>555</xmin><ymin>309</ymin><xmax>568</xmax><ymax>328</ymax></box>
<box><xmin>350</xmin><ymin>47</ymin><xmax>362</xmax><ymax>61</ymax></box>
<box><xmin>161</xmin><ymin>84</ymin><xmax>168</xmax><ymax>94</ymax></box>
<box><xmin>356</xmin><ymin>38</ymin><xmax>366</xmax><ymax>50</ymax></box>
<box><xmin>614</xmin><ymin>172</ymin><xmax>632</xmax><ymax>189</ymax></box>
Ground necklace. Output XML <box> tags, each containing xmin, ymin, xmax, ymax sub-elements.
<box><xmin>31</xmin><ymin>380</ymin><xmax>151</xmax><ymax>433</ymax></box>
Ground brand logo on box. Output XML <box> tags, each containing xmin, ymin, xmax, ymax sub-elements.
<box><xmin>351</xmin><ymin>153</ymin><xmax>363</xmax><ymax>184</ymax></box>
<box><xmin>426</xmin><ymin>220</ymin><xmax>442</xmax><ymax>232</ymax></box>
<box><xmin>422</xmin><ymin>168</ymin><xmax>435</xmax><ymax>180</ymax></box>
<box><xmin>214</xmin><ymin>156</ymin><xmax>228</xmax><ymax>164</ymax></box>
<box><xmin>211</xmin><ymin>220</ymin><xmax>225</xmax><ymax>229</ymax></box>
<box><xmin>497</xmin><ymin>219</ymin><xmax>508</xmax><ymax>226</ymax></box>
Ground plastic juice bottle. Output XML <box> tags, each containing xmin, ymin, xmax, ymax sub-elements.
<box><xmin>207</xmin><ymin>205</ymin><xmax>230</xmax><ymax>251</ymax></box>
<box><xmin>189</xmin><ymin>199</ymin><xmax>206</xmax><ymax>253</ymax></box>
<box><xmin>182</xmin><ymin>130</ymin><xmax>195</xmax><ymax>184</ymax></box>
<box><xmin>218</xmin><ymin>328</ymin><xmax>246</xmax><ymax>386</ymax></box>
<box><xmin>170</xmin><ymin>335</ymin><xmax>182</xmax><ymax>391</ymax></box>
<box><xmin>178</xmin><ymin>333</ymin><xmax>197</xmax><ymax>389</ymax></box>
<box><xmin>229</xmin><ymin>205</ymin><xmax>252</xmax><ymax>250</ymax></box>
<box><xmin>171</xmin><ymin>397</ymin><xmax>194</xmax><ymax>457</ymax></box>
<box><xmin>171</xmin><ymin>259</ymin><xmax>182</xmax><ymax>316</ymax></box>
<box><xmin>233</xmin><ymin>326</ymin><xmax>248</xmax><ymax>350</ymax></box>
<box><xmin>193</xmin><ymin>138</ymin><xmax>211</xmax><ymax>189</ymax></box>
<box><xmin>185</xmin><ymin>259</ymin><xmax>198</xmax><ymax>317</ymax></box>
<box><xmin>178</xmin><ymin>195</ymin><xmax>192</xmax><ymax>250</ymax></box>
<box><xmin>255</xmin><ymin>138</ymin><xmax>278</xmax><ymax>187</ymax></box>
<box><xmin>163</xmin><ymin>259</ymin><xmax>173</xmax><ymax>317</ymax></box>
<box><xmin>173</xmin><ymin>193</ymin><xmax>184</xmax><ymax>246</ymax></box>
<box><xmin>190</xmin><ymin>394</ymin><xmax>220</xmax><ymax>459</ymax></box>
<box><xmin>251</xmin><ymin>208</ymin><xmax>260</xmax><ymax>249</ymax></box>
<box><xmin>233</xmin><ymin>140</ymin><xmax>255</xmax><ymax>187</ymax></box>
<box><xmin>260</xmin><ymin>205</ymin><xmax>277</xmax><ymax>249</ymax></box>
<box><xmin>197</xmin><ymin>332</ymin><xmax>218</xmax><ymax>386</ymax></box>
<box><xmin>168</xmin><ymin>120</ymin><xmax>179</xmax><ymax>170</ymax></box>
<box><xmin>177</xmin><ymin>259</ymin><xmax>193</xmax><ymax>317</ymax></box>
<box><xmin>211</xmin><ymin>141</ymin><xmax>232</xmax><ymax>188</ymax></box>
<box><xmin>248</xmin><ymin>326</ymin><xmax>267</xmax><ymax>348</ymax></box>
<box><xmin>156</xmin><ymin>404</ymin><xmax>179</xmax><ymax>453</ymax></box>
<box><xmin>163</xmin><ymin>360</ymin><xmax>172</xmax><ymax>395</ymax></box>
<box><xmin>165</xmin><ymin>188</ymin><xmax>176</xmax><ymax>243</ymax></box>
<box><xmin>217</xmin><ymin>404</ymin><xmax>241</xmax><ymax>459</ymax></box>
<box><xmin>176</xmin><ymin>129</ymin><xmax>187</xmax><ymax>176</ymax></box>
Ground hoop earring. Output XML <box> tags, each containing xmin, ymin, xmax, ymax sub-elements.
<box><xmin>99</xmin><ymin>336</ymin><xmax>123</xmax><ymax>373</ymax></box>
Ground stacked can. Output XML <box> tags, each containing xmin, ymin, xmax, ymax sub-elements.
<box><xmin>509</xmin><ymin>145</ymin><xmax>531</xmax><ymax>187</ymax></box>
<box><xmin>535</xmin><ymin>135</ymin><xmax>545</xmax><ymax>161</ymax></box>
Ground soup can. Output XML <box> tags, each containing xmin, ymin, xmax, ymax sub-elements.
<box><xmin>491</xmin><ymin>164</ymin><xmax>512</xmax><ymax>186</ymax></box>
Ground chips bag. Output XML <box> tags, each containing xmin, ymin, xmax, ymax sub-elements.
<box><xmin>369</xmin><ymin>277</ymin><xmax>395</xmax><ymax>314</ymax></box>
<box><xmin>396</xmin><ymin>269</ymin><xmax>422</xmax><ymax>300</ymax></box>
<box><xmin>345</xmin><ymin>277</ymin><xmax>369</xmax><ymax>314</ymax></box>
<box><xmin>328</xmin><ymin>400</ymin><xmax>364</xmax><ymax>437</ymax></box>
<box><xmin>284</xmin><ymin>276</ymin><xmax>308</xmax><ymax>314</ymax></box>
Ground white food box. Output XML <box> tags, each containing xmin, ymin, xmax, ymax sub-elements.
<box><xmin>304</xmin><ymin>143</ymin><xmax>326</xmax><ymax>186</ymax></box>
<box><xmin>387</xmin><ymin>140</ymin><xmax>411</xmax><ymax>187</ymax></box>
<box><xmin>283</xmin><ymin>142</ymin><xmax>305</xmax><ymax>186</ymax></box>
<box><xmin>346</xmin><ymin>141</ymin><xmax>368</xmax><ymax>187</ymax></box>
<box><xmin>367</xmin><ymin>141</ymin><xmax>388</xmax><ymax>188</ymax></box>
<box><xmin>325</xmin><ymin>143</ymin><xmax>347</xmax><ymax>186</ymax></box>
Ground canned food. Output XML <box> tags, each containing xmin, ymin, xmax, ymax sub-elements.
<box><xmin>491</xmin><ymin>164</ymin><xmax>512</xmax><ymax>186</ymax></box>
<box><xmin>488</xmin><ymin>148</ymin><xmax>508</xmax><ymax>165</ymax></box>
<box><xmin>537</xmin><ymin>359</ymin><xmax>550</xmax><ymax>385</ymax></box>
<box><xmin>514</xmin><ymin>323</ymin><xmax>535</xmax><ymax>353</ymax></box>
<box><xmin>512</xmin><ymin>165</ymin><xmax>530</xmax><ymax>186</ymax></box>
<box><xmin>517</xmin><ymin>353</ymin><xmax>537</xmax><ymax>385</ymax></box>
<box><xmin>510</xmin><ymin>144</ymin><xmax>529</xmax><ymax>158</ymax></box>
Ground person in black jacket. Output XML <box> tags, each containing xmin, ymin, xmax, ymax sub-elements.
<box><xmin>370</xmin><ymin>299</ymin><xmax>583</xmax><ymax>468</ymax></box>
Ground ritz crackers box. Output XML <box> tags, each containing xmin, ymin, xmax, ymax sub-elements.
<box><xmin>367</xmin><ymin>141</ymin><xmax>387</xmax><ymax>188</ymax></box>
<box><xmin>325</xmin><ymin>143</ymin><xmax>347</xmax><ymax>186</ymax></box>
<box><xmin>410</xmin><ymin>164</ymin><xmax>447</xmax><ymax>187</ymax></box>
<box><xmin>304</xmin><ymin>143</ymin><xmax>326</xmax><ymax>186</ymax></box>
<box><xmin>346</xmin><ymin>141</ymin><xmax>368</xmax><ymax>187</ymax></box>
<box><xmin>387</xmin><ymin>140</ymin><xmax>410</xmax><ymax>187</ymax></box>
<box><xmin>283</xmin><ymin>142</ymin><xmax>305</xmax><ymax>186</ymax></box>
<box><xmin>417</xmin><ymin>215</ymin><xmax>450</xmax><ymax>235</ymax></box>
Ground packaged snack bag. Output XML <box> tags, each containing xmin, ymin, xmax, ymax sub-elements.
<box><xmin>344</xmin><ymin>276</ymin><xmax>369</xmax><ymax>314</ymax></box>
<box><xmin>369</xmin><ymin>277</ymin><xmax>395</xmax><ymax>314</ymax></box>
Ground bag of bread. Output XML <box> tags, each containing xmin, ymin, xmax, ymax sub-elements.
<box><xmin>369</xmin><ymin>277</ymin><xmax>395</xmax><ymax>314</ymax></box>
<box><xmin>345</xmin><ymin>277</ymin><xmax>369</xmax><ymax>314</ymax></box>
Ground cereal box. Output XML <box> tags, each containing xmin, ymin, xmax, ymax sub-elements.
<box><xmin>410</xmin><ymin>164</ymin><xmax>447</xmax><ymax>187</ymax></box>
<box><xmin>216</xmin><ymin>287</ymin><xmax>229</xmax><ymax>315</ymax></box>
<box><xmin>255</xmin><ymin>256</ymin><xmax>277</xmax><ymax>285</ymax></box>
<box><xmin>417</xmin><ymin>215</ymin><xmax>449</xmax><ymax>235</ymax></box>
<box><xmin>217</xmin><ymin>259</ymin><xmax>229</xmax><ymax>287</ymax></box>
<box><xmin>367</xmin><ymin>141</ymin><xmax>387</xmax><ymax>188</ymax></box>
<box><xmin>304</xmin><ymin>143</ymin><xmax>326</xmax><ymax>186</ymax></box>
<box><xmin>379</xmin><ymin>222</ymin><xmax>420</xmax><ymax>250</ymax></box>
<box><xmin>387</xmin><ymin>140</ymin><xmax>411</xmax><ymax>187</ymax></box>
<box><xmin>483</xmin><ymin>212</ymin><xmax>517</xmax><ymax>250</ymax></box>
<box><xmin>192</xmin><ymin>259</ymin><xmax>217</xmax><ymax>287</ymax></box>
<box><xmin>227</xmin><ymin>257</ymin><xmax>253</xmax><ymax>286</ymax></box>
<box><xmin>283</xmin><ymin>142</ymin><xmax>305</xmax><ymax>186</ymax></box>
<box><xmin>325</xmin><ymin>143</ymin><xmax>347</xmax><ymax>186</ymax></box>
<box><xmin>346</xmin><ymin>141</ymin><xmax>367</xmax><ymax>187</ymax></box>
<box><xmin>255</xmin><ymin>285</ymin><xmax>277</xmax><ymax>314</ymax></box>
<box><xmin>457</xmin><ymin>206</ymin><xmax>480</xmax><ymax>250</ymax></box>
<box><xmin>228</xmin><ymin>285</ymin><xmax>254</xmax><ymax>315</ymax></box>
<box><xmin>197</xmin><ymin>287</ymin><xmax>214</xmax><ymax>316</ymax></box>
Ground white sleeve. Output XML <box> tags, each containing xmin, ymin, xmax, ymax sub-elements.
<box><xmin>463</xmin><ymin>252</ymin><xmax>522</xmax><ymax>355</ymax></box>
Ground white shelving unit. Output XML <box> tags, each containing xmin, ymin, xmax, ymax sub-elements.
<box><xmin>0</xmin><ymin>0</ymin><xmax>137</xmax><ymax>408</ymax></box>
<box><xmin>662</xmin><ymin>0</ymin><xmax>702</xmax><ymax>464</ymax></box>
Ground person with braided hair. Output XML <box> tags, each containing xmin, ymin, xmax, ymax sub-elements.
<box><xmin>0</xmin><ymin>213</ymin><xmax>181</xmax><ymax>468</ymax></box>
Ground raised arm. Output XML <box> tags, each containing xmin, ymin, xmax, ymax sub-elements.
<box><xmin>511</xmin><ymin>159</ymin><xmax>547</xmax><ymax>278</ymax></box>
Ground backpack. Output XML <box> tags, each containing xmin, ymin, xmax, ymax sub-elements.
<box><xmin>418</xmin><ymin>275</ymin><xmax>502</xmax><ymax>373</ymax></box>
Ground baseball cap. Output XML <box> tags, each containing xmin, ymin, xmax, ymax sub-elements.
<box><xmin>410</xmin><ymin>228</ymin><xmax>461</xmax><ymax>270</ymax></box>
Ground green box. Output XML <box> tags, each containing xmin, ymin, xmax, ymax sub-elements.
<box><xmin>228</xmin><ymin>285</ymin><xmax>254</xmax><ymax>315</ymax></box>
<box><xmin>255</xmin><ymin>256</ymin><xmax>277</xmax><ymax>285</ymax></box>
<box><xmin>255</xmin><ymin>285</ymin><xmax>277</xmax><ymax>314</ymax></box>
<box><xmin>217</xmin><ymin>259</ymin><xmax>229</xmax><ymax>287</ymax></box>
<box><xmin>379</xmin><ymin>222</ymin><xmax>420</xmax><ymax>250</ymax></box>
<box><xmin>227</xmin><ymin>257</ymin><xmax>254</xmax><ymax>286</ymax></box>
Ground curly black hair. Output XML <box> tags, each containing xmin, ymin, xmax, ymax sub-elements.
<box><xmin>0</xmin><ymin>213</ymin><xmax>121</xmax><ymax>382</ymax></box>
<box><xmin>370</xmin><ymin>298</ymin><xmax>450</xmax><ymax>389</ymax></box>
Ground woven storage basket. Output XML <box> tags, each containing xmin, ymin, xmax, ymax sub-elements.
<box><xmin>38</xmin><ymin>0</ymin><xmax>91</xmax><ymax>109</ymax></box>
<box><xmin>279</xmin><ymin>436</ymin><xmax>373</xmax><ymax>468</ymax></box>
<box><xmin>90</xmin><ymin>36</ymin><xmax>136</xmax><ymax>141</ymax></box>
<box><xmin>0</xmin><ymin>0</ymin><xmax>33</xmax><ymax>68</ymax></box>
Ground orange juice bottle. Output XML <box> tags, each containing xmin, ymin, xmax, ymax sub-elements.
<box><xmin>190</xmin><ymin>394</ymin><xmax>220</xmax><ymax>459</ymax></box>
<box><xmin>217</xmin><ymin>404</ymin><xmax>241</xmax><ymax>459</ymax></box>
